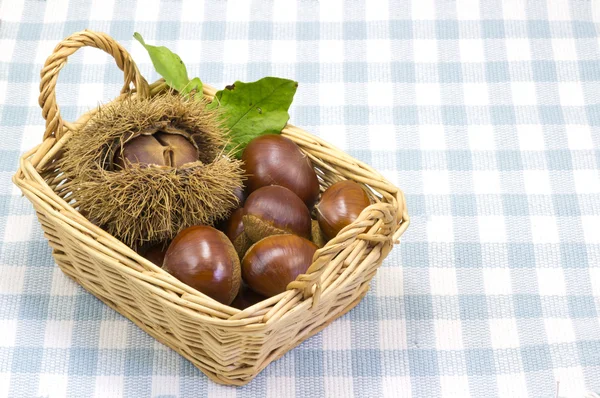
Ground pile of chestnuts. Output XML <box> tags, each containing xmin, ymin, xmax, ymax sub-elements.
<box><xmin>141</xmin><ymin>134</ymin><xmax>372</xmax><ymax>309</ymax></box>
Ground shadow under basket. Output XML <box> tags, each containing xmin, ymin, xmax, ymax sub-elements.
<box><xmin>13</xmin><ymin>30</ymin><xmax>410</xmax><ymax>386</ymax></box>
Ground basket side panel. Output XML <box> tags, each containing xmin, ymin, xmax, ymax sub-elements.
<box><xmin>21</xmin><ymin>160</ymin><xmax>395</xmax><ymax>386</ymax></box>
<box><xmin>253</xmin><ymin>241</ymin><xmax>388</xmax><ymax>374</ymax></box>
<box><xmin>26</xmin><ymin>196</ymin><xmax>268</xmax><ymax>385</ymax></box>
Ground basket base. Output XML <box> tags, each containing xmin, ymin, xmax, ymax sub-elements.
<box><xmin>58</xmin><ymin>262</ymin><xmax>369</xmax><ymax>386</ymax></box>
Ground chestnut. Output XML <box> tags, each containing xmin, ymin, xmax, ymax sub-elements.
<box><xmin>242</xmin><ymin>134</ymin><xmax>320</xmax><ymax>208</ymax></box>
<box><xmin>233</xmin><ymin>185</ymin><xmax>247</xmax><ymax>206</ymax></box>
<box><xmin>310</xmin><ymin>220</ymin><xmax>327</xmax><ymax>248</ymax></box>
<box><xmin>162</xmin><ymin>225</ymin><xmax>241</xmax><ymax>305</ymax></box>
<box><xmin>243</xmin><ymin>185</ymin><xmax>311</xmax><ymax>242</ymax></box>
<box><xmin>316</xmin><ymin>180</ymin><xmax>371</xmax><ymax>241</ymax></box>
<box><xmin>220</xmin><ymin>207</ymin><xmax>252</xmax><ymax>258</ymax></box>
<box><xmin>142</xmin><ymin>242</ymin><xmax>169</xmax><ymax>267</ymax></box>
<box><xmin>113</xmin><ymin>131</ymin><xmax>199</xmax><ymax>169</ymax></box>
<box><xmin>230</xmin><ymin>283</ymin><xmax>267</xmax><ymax>310</ymax></box>
<box><xmin>242</xmin><ymin>234</ymin><xmax>317</xmax><ymax>297</ymax></box>
<box><xmin>155</xmin><ymin>132</ymin><xmax>200</xmax><ymax>166</ymax></box>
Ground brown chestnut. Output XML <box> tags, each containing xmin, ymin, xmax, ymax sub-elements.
<box><xmin>142</xmin><ymin>242</ymin><xmax>168</xmax><ymax>267</ymax></box>
<box><xmin>220</xmin><ymin>207</ymin><xmax>252</xmax><ymax>258</ymax></box>
<box><xmin>162</xmin><ymin>225</ymin><xmax>241</xmax><ymax>305</ymax></box>
<box><xmin>233</xmin><ymin>185</ymin><xmax>247</xmax><ymax>206</ymax></box>
<box><xmin>242</xmin><ymin>234</ymin><xmax>317</xmax><ymax>297</ymax></box>
<box><xmin>243</xmin><ymin>185</ymin><xmax>311</xmax><ymax>242</ymax></box>
<box><xmin>310</xmin><ymin>220</ymin><xmax>327</xmax><ymax>248</ymax></box>
<box><xmin>230</xmin><ymin>283</ymin><xmax>267</xmax><ymax>310</ymax></box>
<box><xmin>113</xmin><ymin>131</ymin><xmax>199</xmax><ymax>169</ymax></box>
<box><xmin>242</xmin><ymin>134</ymin><xmax>320</xmax><ymax>208</ymax></box>
<box><xmin>155</xmin><ymin>132</ymin><xmax>200</xmax><ymax>166</ymax></box>
<box><xmin>316</xmin><ymin>180</ymin><xmax>371</xmax><ymax>241</ymax></box>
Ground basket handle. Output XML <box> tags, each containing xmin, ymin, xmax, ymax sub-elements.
<box><xmin>288</xmin><ymin>202</ymin><xmax>398</xmax><ymax>306</ymax></box>
<box><xmin>39</xmin><ymin>30</ymin><xmax>150</xmax><ymax>140</ymax></box>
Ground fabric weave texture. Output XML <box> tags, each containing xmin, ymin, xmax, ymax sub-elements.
<box><xmin>0</xmin><ymin>0</ymin><xmax>599</xmax><ymax>397</ymax></box>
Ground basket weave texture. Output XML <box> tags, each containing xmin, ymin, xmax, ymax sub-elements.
<box><xmin>12</xmin><ymin>30</ymin><xmax>409</xmax><ymax>385</ymax></box>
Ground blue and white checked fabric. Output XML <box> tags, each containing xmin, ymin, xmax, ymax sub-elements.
<box><xmin>1</xmin><ymin>0</ymin><xmax>600</xmax><ymax>397</ymax></box>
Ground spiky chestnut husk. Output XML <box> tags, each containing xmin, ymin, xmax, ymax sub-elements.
<box><xmin>60</xmin><ymin>93</ymin><xmax>245</xmax><ymax>248</ymax></box>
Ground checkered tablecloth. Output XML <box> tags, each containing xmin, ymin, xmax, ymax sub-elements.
<box><xmin>1</xmin><ymin>0</ymin><xmax>600</xmax><ymax>397</ymax></box>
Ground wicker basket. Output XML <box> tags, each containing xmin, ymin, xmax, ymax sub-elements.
<box><xmin>12</xmin><ymin>30</ymin><xmax>409</xmax><ymax>385</ymax></box>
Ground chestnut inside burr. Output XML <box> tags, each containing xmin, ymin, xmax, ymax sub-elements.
<box><xmin>113</xmin><ymin>130</ymin><xmax>200</xmax><ymax>170</ymax></box>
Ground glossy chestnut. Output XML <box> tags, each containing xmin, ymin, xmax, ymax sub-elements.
<box><xmin>220</xmin><ymin>207</ymin><xmax>252</xmax><ymax>258</ymax></box>
<box><xmin>242</xmin><ymin>134</ymin><xmax>320</xmax><ymax>208</ymax></box>
<box><xmin>232</xmin><ymin>185</ymin><xmax>247</xmax><ymax>206</ymax></box>
<box><xmin>316</xmin><ymin>180</ymin><xmax>371</xmax><ymax>241</ymax></box>
<box><xmin>242</xmin><ymin>234</ymin><xmax>317</xmax><ymax>298</ymax></box>
<box><xmin>243</xmin><ymin>185</ymin><xmax>311</xmax><ymax>242</ymax></box>
<box><xmin>162</xmin><ymin>225</ymin><xmax>241</xmax><ymax>305</ymax></box>
<box><xmin>142</xmin><ymin>242</ymin><xmax>168</xmax><ymax>267</ymax></box>
<box><xmin>230</xmin><ymin>283</ymin><xmax>267</xmax><ymax>310</ymax></box>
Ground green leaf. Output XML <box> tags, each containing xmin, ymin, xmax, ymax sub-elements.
<box><xmin>181</xmin><ymin>77</ymin><xmax>203</xmax><ymax>99</ymax></box>
<box><xmin>133</xmin><ymin>32</ymin><xmax>192</xmax><ymax>92</ymax></box>
<box><xmin>209</xmin><ymin>77</ymin><xmax>298</xmax><ymax>157</ymax></box>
